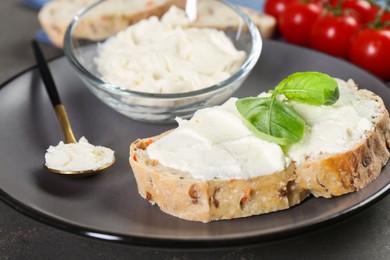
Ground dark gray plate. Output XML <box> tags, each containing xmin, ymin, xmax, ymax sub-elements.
<box><xmin>1</xmin><ymin>40</ymin><xmax>389</xmax><ymax>248</ymax></box>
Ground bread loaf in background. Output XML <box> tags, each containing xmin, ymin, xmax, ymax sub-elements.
<box><xmin>38</xmin><ymin>0</ymin><xmax>176</xmax><ymax>47</ymax></box>
<box><xmin>190</xmin><ymin>1</ymin><xmax>276</xmax><ymax>38</ymax></box>
<box><xmin>38</xmin><ymin>0</ymin><xmax>276</xmax><ymax>48</ymax></box>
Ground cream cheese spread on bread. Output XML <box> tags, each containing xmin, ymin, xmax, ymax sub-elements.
<box><xmin>286</xmin><ymin>79</ymin><xmax>382</xmax><ymax>163</ymax></box>
<box><xmin>96</xmin><ymin>6</ymin><xmax>246</xmax><ymax>94</ymax></box>
<box><xmin>147</xmin><ymin>98</ymin><xmax>288</xmax><ymax>180</ymax></box>
<box><xmin>146</xmin><ymin>79</ymin><xmax>383</xmax><ymax>180</ymax></box>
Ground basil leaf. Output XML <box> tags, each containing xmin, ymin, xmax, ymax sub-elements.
<box><xmin>236</xmin><ymin>97</ymin><xmax>305</xmax><ymax>145</ymax></box>
<box><xmin>274</xmin><ymin>72</ymin><xmax>339</xmax><ymax>106</ymax></box>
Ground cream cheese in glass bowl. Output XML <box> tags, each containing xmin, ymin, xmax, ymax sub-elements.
<box><xmin>64</xmin><ymin>0</ymin><xmax>262</xmax><ymax>123</ymax></box>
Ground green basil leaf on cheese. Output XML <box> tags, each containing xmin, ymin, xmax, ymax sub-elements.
<box><xmin>274</xmin><ymin>72</ymin><xmax>339</xmax><ymax>106</ymax></box>
<box><xmin>236</xmin><ymin>96</ymin><xmax>305</xmax><ymax>145</ymax></box>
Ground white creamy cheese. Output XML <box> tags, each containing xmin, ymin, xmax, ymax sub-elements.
<box><xmin>146</xmin><ymin>79</ymin><xmax>382</xmax><ymax>180</ymax></box>
<box><xmin>45</xmin><ymin>137</ymin><xmax>115</xmax><ymax>172</ymax></box>
<box><xmin>286</xmin><ymin>79</ymin><xmax>381</xmax><ymax>163</ymax></box>
<box><xmin>147</xmin><ymin>98</ymin><xmax>288</xmax><ymax>180</ymax></box>
<box><xmin>96</xmin><ymin>6</ymin><xmax>246</xmax><ymax>94</ymax></box>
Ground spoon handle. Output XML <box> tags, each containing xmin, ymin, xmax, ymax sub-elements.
<box><xmin>185</xmin><ymin>0</ymin><xmax>197</xmax><ymax>23</ymax></box>
<box><xmin>32</xmin><ymin>40</ymin><xmax>77</xmax><ymax>144</ymax></box>
<box><xmin>32</xmin><ymin>40</ymin><xmax>61</xmax><ymax>107</ymax></box>
<box><xmin>53</xmin><ymin>105</ymin><xmax>77</xmax><ymax>144</ymax></box>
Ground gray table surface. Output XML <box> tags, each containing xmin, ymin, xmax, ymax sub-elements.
<box><xmin>1</xmin><ymin>1</ymin><xmax>390</xmax><ymax>259</ymax></box>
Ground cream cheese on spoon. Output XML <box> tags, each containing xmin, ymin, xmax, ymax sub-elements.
<box><xmin>45</xmin><ymin>137</ymin><xmax>115</xmax><ymax>172</ymax></box>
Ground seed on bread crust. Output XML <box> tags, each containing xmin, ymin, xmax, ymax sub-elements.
<box><xmin>209</xmin><ymin>186</ymin><xmax>220</xmax><ymax>208</ymax></box>
<box><xmin>210</xmin><ymin>196</ymin><xmax>219</xmax><ymax>208</ymax></box>
<box><xmin>362</xmin><ymin>156</ymin><xmax>371</xmax><ymax>167</ymax></box>
<box><xmin>240</xmin><ymin>188</ymin><xmax>253</xmax><ymax>204</ymax></box>
<box><xmin>278</xmin><ymin>186</ymin><xmax>288</xmax><ymax>198</ymax></box>
<box><xmin>146</xmin><ymin>191</ymin><xmax>153</xmax><ymax>201</ymax></box>
<box><xmin>188</xmin><ymin>184</ymin><xmax>199</xmax><ymax>204</ymax></box>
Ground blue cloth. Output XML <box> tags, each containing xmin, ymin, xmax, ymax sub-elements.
<box><xmin>229</xmin><ymin>0</ymin><xmax>264</xmax><ymax>11</ymax></box>
<box><xmin>36</xmin><ymin>29</ymin><xmax>52</xmax><ymax>44</ymax></box>
<box><xmin>23</xmin><ymin>0</ymin><xmax>51</xmax><ymax>10</ymax></box>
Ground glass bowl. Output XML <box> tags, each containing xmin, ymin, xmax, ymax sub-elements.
<box><xmin>64</xmin><ymin>0</ymin><xmax>262</xmax><ymax>123</ymax></box>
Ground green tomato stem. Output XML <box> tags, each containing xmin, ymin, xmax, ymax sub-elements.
<box><xmin>371</xmin><ymin>0</ymin><xmax>390</xmax><ymax>29</ymax></box>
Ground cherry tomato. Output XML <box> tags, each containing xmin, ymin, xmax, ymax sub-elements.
<box><xmin>329</xmin><ymin>0</ymin><xmax>376</xmax><ymax>23</ymax></box>
<box><xmin>329</xmin><ymin>0</ymin><xmax>390</xmax><ymax>23</ymax></box>
<box><xmin>383</xmin><ymin>11</ymin><xmax>390</xmax><ymax>22</ymax></box>
<box><xmin>264</xmin><ymin>0</ymin><xmax>297</xmax><ymax>21</ymax></box>
<box><xmin>349</xmin><ymin>28</ymin><xmax>390</xmax><ymax>81</ymax></box>
<box><xmin>279</xmin><ymin>1</ymin><xmax>323</xmax><ymax>46</ymax></box>
<box><xmin>310</xmin><ymin>10</ymin><xmax>362</xmax><ymax>58</ymax></box>
<box><xmin>374</xmin><ymin>7</ymin><xmax>390</xmax><ymax>23</ymax></box>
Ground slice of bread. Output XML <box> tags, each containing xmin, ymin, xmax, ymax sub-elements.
<box><xmin>189</xmin><ymin>1</ymin><xmax>276</xmax><ymax>38</ymax></box>
<box><xmin>38</xmin><ymin>0</ymin><xmax>276</xmax><ymax>48</ymax></box>
<box><xmin>129</xmin><ymin>79</ymin><xmax>390</xmax><ymax>222</ymax></box>
<box><xmin>38</xmin><ymin>0</ymin><xmax>177</xmax><ymax>47</ymax></box>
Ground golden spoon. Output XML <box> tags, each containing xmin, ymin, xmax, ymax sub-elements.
<box><xmin>32</xmin><ymin>40</ymin><xmax>115</xmax><ymax>177</ymax></box>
